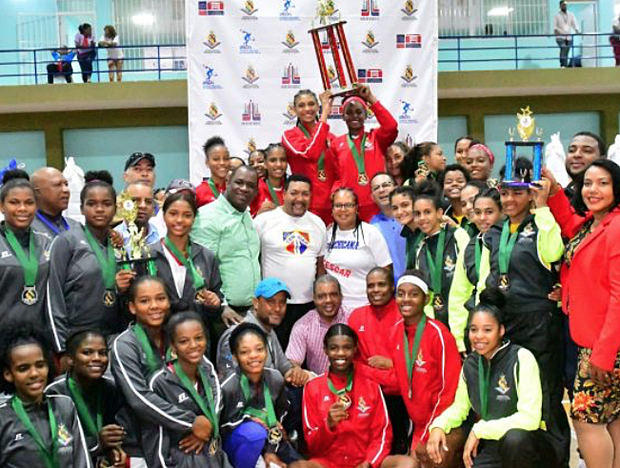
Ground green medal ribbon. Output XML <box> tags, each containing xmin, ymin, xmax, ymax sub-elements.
<box><xmin>346</xmin><ymin>134</ymin><xmax>367</xmax><ymax>181</ymax></box>
<box><xmin>403</xmin><ymin>315</ymin><xmax>427</xmax><ymax>399</ymax></box>
<box><xmin>425</xmin><ymin>228</ymin><xmax>446</xmax><ymax>297</ymax></box>
<box><xmin>478</xmin><ymin>356</ymin><xmax>491</xmax><ymax>420</ymax></box>
<box><xmin>265</xmin><ymin>179</ymin><xmax>282</xmax><ymax>206</ymax></box>
<box><xmin>173</xmin><ymin>361</ymin><xmax>219</xmax><ymax>441</ymax></box>
<box><xmin>163</xmin><ymin>237</ymin><xmax>205</xmax><ymax>291</ymax></box>
<box><xmin>239</xmin><ymin>374</ymin><xmax>277</xmax><ymax>429</ymax></box>
<box><xmin>207</xmin><ymin>178</ymin><xmax>222</xmax><ymax>200</ymax></box>
<box><xmin>297</xmin><ymin>123</ymin><xmax>326</xmax><ymax>180</ymax></box>
<box><xmin>326</xmin><ymin>372</ymin><xmax>353</xmax><ymax>397</ymax></box>
<box><xmin>474</xmin><ymin>237</ymin><xmax>482</xmax><ymax>282</ymax></box>
<box><xmin>5</xmin><ymin>228</ymin><xmax>38</xmax><ymax>287</ymax></box>
<box><xmin>133</xmin><ymin>322</ymin><xmax>161</xmax><ymax>373</ymax></box>
<box><xmin>405</xmin><ymin>231</ymin><xmax>424</xmax><ymax>269</ymax></box>
<box><xmin>12</xmin><ymin>396</ymin><xmax>60</xmax><ymax>468</ymax></box>
<box><xmin>498</xmin><ymin>219</ymin><xmax>519</xmax><ymax>276</ymax></box>
<box><xmin>83</xmin><ymin>227</ymin><xmax>116</xmax><ymax>290</ymax></box>
<box><xmin>67</xmin><ymin>375</ymin><xmax>102</xmax><ymax>438</ymax></box>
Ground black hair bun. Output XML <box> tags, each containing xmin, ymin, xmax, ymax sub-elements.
<box><xmin>479</xmin><ymin>287</ymin><xmax>506</xmax><ymax>310</ymax></box>
<box><xmin>84</xmin><ymin>170</ymin><xmax>113</xmax><ymax>186</ymax></box>
<box><xmin>2</xmin><ymin>169</ymin><xmax>29</xmax><ymax>185</ymax></box>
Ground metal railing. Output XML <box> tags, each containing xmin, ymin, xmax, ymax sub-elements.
<box><xmin>0</xmin><ymin>32</ymin><xmax>618</xmax><ymax>85</ymax></box>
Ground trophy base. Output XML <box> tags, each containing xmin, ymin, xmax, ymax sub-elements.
<box><xmin>117</xmin><ymin>257</ymin><xmax>155</xmax><ymax>277</ymax></box>
<box><xmin>501</xmin><ymin>181</ymin><xmax>540</xmax><ymax>188</ymax></box>
<box><xmin>331</xmin><ymin>86</ymin><xmax>360</xmax><ymax>98</ymax></box>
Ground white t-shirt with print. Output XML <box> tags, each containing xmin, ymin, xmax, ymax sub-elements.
<box><xmin>323</xmin><ymin>221</ymin><xmax>392</xmax><ymax>310</ymax></box>
<box><xmin>254</xmin><ymin>207</ymin><xmax>327</xmax><ymax>304</ymax></box>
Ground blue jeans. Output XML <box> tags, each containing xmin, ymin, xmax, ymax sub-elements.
<box><xmin>556</xmin><ymin>38</ymin><xmax>572</xmax><ymax>67</ymax></box>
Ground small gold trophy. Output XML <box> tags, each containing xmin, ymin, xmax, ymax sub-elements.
<box><xmin>116</xmin><ymin>191</ymin><xmax>153</xmax><ymax>272</ymax></box>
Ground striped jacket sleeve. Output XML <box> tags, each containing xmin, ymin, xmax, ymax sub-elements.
<box><xmin>365</xmin><ymin>386</ymin><xmax>392</xmax><ymax>468</ymax></box>
<box><xmin>45</xmin><ymin>235</ymin><xmax>72</xmax><ymax>352</ymax></box>
<box><xmin>282</xmin><ymin>122</ymin><xmax>330</xmax><ymax>161</ymax></box>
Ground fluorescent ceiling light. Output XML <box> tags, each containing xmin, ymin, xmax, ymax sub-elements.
<box><xmin>131</xmin><ymin>12</ymin><xmax>155</xmax><ymax>26</ymax></box>
<box><xmin>488</xmin><ymin>7</ymin><xmax>514</xmax><ymax>16</ymax></box>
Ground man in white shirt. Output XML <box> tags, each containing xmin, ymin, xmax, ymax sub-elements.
<box><xmin>553</xmin><ymin>0</ymin><xmax>579</xmax><ymax>67</ymax></box>
<box><xmin>254</xmin><ymin>174</ymin><xmax>327</xmax><ymax>349</ymax></box>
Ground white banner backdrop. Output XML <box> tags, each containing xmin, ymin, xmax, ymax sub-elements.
<box><xmin>186</xmin><ymin>0</ymin><xmax>437</xmax><ymax>185</ymax></box>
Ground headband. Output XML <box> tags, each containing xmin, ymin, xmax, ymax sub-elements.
<box><xmin>469</xmin><ymin>143</ymin><xmax>495</xmax><ymax>165</ymax></box>
<box><xmin>396</xmin><ymin>275</ymin><xmax>429</xmax><ymax>294</ymax></box>
<box><xmin>342</xmin><ymin>95</ymin><xmax>367</xmax><ymax>111</ymax></box>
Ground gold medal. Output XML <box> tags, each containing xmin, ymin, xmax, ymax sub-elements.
<box><xmin>432</xmin><ymin>294</ymin><xmax>444</xmax><ymax>312</ymax></box>
<box><xmin>21</xmin><ymin>286</ymin><xmax>38</xmax><ymax>306</ymax></box>
<box><xmin>338</xmin><ymin>393</ymin><xmax>352</xmax><ymax>409</ymax></box>
<box><xmin>195</xmin><ymin>290</ymin><xmax>206</xmax><ymax>304</ymax></box>
<box><xmin>268</xmin><ymin>426</ymin><xmax>283</xmax><ymax>444</ymax></box>
<box><xmin>498</xmin><ymin>274</ymin><xmax>510</xmax><ymax>291</ymax></box>
<box><xmin>357</xmin><ymin>173</ymin><xmax>368</xmax><ymax>185</ymax></box>
<box><xmin>208</xmin><ymin>438</ymin><xmax>219</xmax><ymax>455</ymax></box>
<box><xmin>103</xmin><ymin>289</ymin><xmax>116</xmax><ymax>307</ymax></box>
<box><xmin>317</xmin><ymin>170</ymin><xmax>327</xmax><ymax>182</ymax></box>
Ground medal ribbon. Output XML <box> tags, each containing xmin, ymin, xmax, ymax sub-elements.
<box><xmin>326</xmin><ymin>372</ymin><xmax>353</xmax><ymax>397</ymax></box>
<box><xmin>36</xmin><ymin>211</ymin><xmax>69</xmax><ymax>235</ymax></box>
<box><xmin>265</xmin><ymin>180</ymin><xmax>282</xmax><ymax>206</ymax></box>
<box><xmin>406</xmin><ymin>231</ymin><xmax>424</xmax><ymax>269</ymax></box>
<box><xmin>478</xmin><ymin>356</ymin><xmax>491</xmax><ymax>420</ymax></box>
<box><xmin>83</xmin><ymin>227</ymin><xmax>116</xmax><ymax>290</ymax></box>
<box><xmin>474</xmin><ymin>237</ymin><xmax>482</xmax><ymax>282</ymax></box>
<box><xmin>239</xmin><ymin>374</ymin><xmax>277</xmax><ymax>428</ymax></box>
<box><xmin>133</xmin><ymin>322</ymin><xmax>161</xmax><ymax>373</ymax></box>
<box><xmin>11</xmin><ymin>396</ymin><xmax>60</xmax><ymax>468</ymax></box>
<box><xmin>498</xmin><ymin>220</ymin><xmax>519</xmax><ymax>275</ymax></box>
<box><xmin>207</xmin><ymin>178</ymin><xmax>222</xmax><ymax>200</ymax></box>
<box><xmin>403</xmin><ymin>315</ymin><xmax>427</xmax><ymax>398</ymax></box>
<box><xmin>163</xmin><ymin>237</ymin><xmax>205</xmax><ymax>291</ymax></box>
<box><xmin>67</xmin><ymin>375</ymin><xmax>102</xmax><ymax>438</ymax></box>
<box><xmin>173</xmin><ymin>361</ymin><xmax>219</xmax><ymax>440</ymax></box>
<box><xmin>346</xmin><ymin>134</ymin><xmax>367</xmax><ymax>181</ymax></box>
<box><xmin>298</xmin><ymin>123</ymin><xmax>326</xmax><ymax>180</ymax></box>
<box><xmin>5</xmin><ymin>228</ymin><xmax>38</xmax><ymax>287</ymax></box>
<box><xmin>425</xmin><ymin>229</ymin><xmax>446</xmax><ymax>296</ymax></box>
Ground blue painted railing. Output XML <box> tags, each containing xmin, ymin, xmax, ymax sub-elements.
<box><xmin>0</xmin><ymin>32</ymin><xmax>617</xmax><ymax>85</ymax></box>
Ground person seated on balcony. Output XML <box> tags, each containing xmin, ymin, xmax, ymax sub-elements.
<box><xmin>46</xmin><ymin>46</ymin><xmax>75</xmax><ymax>84</ymax></box>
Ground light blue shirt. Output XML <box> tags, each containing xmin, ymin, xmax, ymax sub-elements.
<box><xmin>115</xmin><ymin>220</ymin><xmax>161</xmax><ymax>247</ymax></box>
<box><xmin>370</xmin><ymin>211</ymin><xmax>406</xmax><ymax>280</ymax></box>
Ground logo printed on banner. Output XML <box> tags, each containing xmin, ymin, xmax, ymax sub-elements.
<box><xmin>244</xmin><ymin>137</ymin><xmax>258</xmax><ymax>155</ymax></box>
<box><xmin>405</xmin><ymin>133</ymin><xmax>415</xmax><ymax>148</ymax></box>
<box><xmin>398</xmin><ymin>99</ymin><xmax>417</xmax><ymax>124</ymax></box>
<box><xmin>202</xmin><ymin>65</ymin><xmax>222</xmax><ymax>89</ymax></box>
<box><xmin>198</xmin><ymin>1</ymin><xmax>224</xmax><ymax>15</ymax></box>
<box><xmin>240</xmin><ymin>0</ymin><xmax>258</xmax><ymax>18</ymax></box>
<box><xmin>239</xmin><ymin>30</ymin><xmax>260</xmax><ymax>54</ymax></box>
<box><xmin>281</xmin><ymin>30</ymin><xmax>300</xmax><ymax>53</ymax></box>
<box><xmin>357</xmin><ymin>68</ymin><xmax>383</xmax><ymax>83</ymax></box>
<box><xmin>283</xmin><ymin>230</ymin><xmax>310</xmax><ymax>254</ymax></box>
<box><xmin>396</xmin><ymin>34</ymin><xmax>422</xmax><ymax>49</ymax></box>
<box><xmin>241</xmin><ymin>65</ymin><xmax>259</xmax><ymax>88</ymax></box>
<box><xmin>281</xmin><ymin>63</ymin><xmax>301</xmax><ymax>88</ymax></box>
<box><xmin>205</xmin><ymin>103</ymin><xmax>223</xmax><ymax>124</ymax></box>
<box><xmin>401</xmin><ymin>64</ymin><xmax>418</xmax><ymax>87</ymax></box>
<box><xmin>361</xmin><ymin>0</ymin><xmax>380</xmax><ymax>18</ymax></box>
<box><xmin>202</xmin><ymin>31</ymin><xmax>221</xmax><ymax>53</ymax></box>
<box><xmin>242</xmin><ymin>100</ymin><xmax>261</xmax><ymax>125</ymax></box>
<box><xmin>361</xmin><ymin>30</ymin><xmax>380</xmax><ymax>53</ymax></box>
<box><xmin>401</xmin><ymin>0</ymin><xmax>418</xmax><ymax>19</ymax></box>
<box><xmin>328</xmin><ymin>103</ymin><xmax>342</xmax><ymax>120</ymax></box>
<box><xmin>280</xmin><ymin>0</ymin><xmax>300</xmax><ymax>20</ymax></box>
<box><xmin>282</xmin><ymin>102</ymin><xmax>297</xmax><ymax>124</ymax></box>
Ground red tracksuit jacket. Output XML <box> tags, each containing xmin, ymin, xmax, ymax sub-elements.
<box><xmin>303</xmin><ymin>366</ymin><xmax>392</xmax><ymax>468</ymax></box>
<box><xmin>282</xmin><ymin>121</ymin><xmax>336</xmax><ymax>224</ymax></box>
<box><xmin>330</xmin><ymin>101</ymin><xmax>398</xmax><ymax>222</ymax></box>
<box><xmin>250</xmin><ymin>178</ymin><xmax>284</xmax><ymax>217</ymax></box>
<box><xmin>347</xmin><ymin>299</ymin><xmax>401</xmax><ymax>395</ymax></box>
<box><xmin>387</xmin><ymin>317</ymin><xmax>461</xmax><ymax>446</ymax></box>
<box><xmin>195</xmin><ymin>178</ymin><xmax>225</xmax><ymax>208</ymax></box>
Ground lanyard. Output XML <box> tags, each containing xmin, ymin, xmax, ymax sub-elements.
<box><xmin>406</xmin><ymin>231</ymin><xmax>424</xmax><ymax>269</ymax></box>
<box><xmin>478</xmin><ymin>356</ymin><xmax>491</xmax><ymax>420</ymax></box>
<box><xmin>327</xmin><ymin>372</ymin><xmax>353</xmax><ymax>396</ymax></box>
<box><xmin>425</xmin><ymin>229</ymin><xmax>446</xmax><ymax>295</ymax></box>
<box><xmin>36</xmin><ymin>211</ymin><xmax>69</xmax><ymax>235</ymax></box>
<box><xmin>403</xmin><ymin>315</ymin><xmax>427</xmax><ymax>399</ymax></box>
<box><xmin>133</xmin><ymin>322</ymin><xmax>162</xmax><ymax>374</ymax></box>
<box><xmin>239</xmin><ymin>374</ymin><xmax>277</xmax><ymax>428</ymax></box>
<box><xmin>12</xmin><ymin>396</ymin><xmax>59</xmax><ymax>468</ymax></box>
<box><xmin>67</xmin><ymin>375</ymin><xmax>102</xmax><ymax>438</ymax></box>
<box><xmin>173</xmin><ymin>361</ymin><xmax>219</xmax><ymax>440</ymax></box>
<box><xmin>83</xmin><ymin>227</ymin><xmax>116</xmax><ymax>290</ymax></box>
<box><xmin>297</xmin><ymin>123</ymin><xmax>326</xmax><ymax>179</ymax></box>
<box><xmin>474</xmin><ymin>237</ymin><xmax>482</xmax><ymax>282</ymax></box>
<box><xmin>265</xmin><ymin>180</ymin><xmax>282</xmax><ymax>206</ymax></box>
<box><xmin>498</xmin><ymin>220</ymin><xmax>519</xmax><ymax>275</ymax></box>
<box><xmin>207</xmin><ymin>178</ymin><xmax>222</xmax><ymax>200</ymax></box>
<box><xmin>4</xmin><ymin>228</ymin><xmax>38</xmax><ymax>287</ymax></box>
<box><xmin>346</xmin><ymin>134</ymin><xmax>367</xmax><ymax>179</ymax></box>
<box><xmin>163</xmin><ymin>237</ymin><xmax>205</xmax><ymax>291</ymax></box>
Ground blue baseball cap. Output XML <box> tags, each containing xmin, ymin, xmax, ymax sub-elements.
<box><xmin>254</xmin><ymin>277</ymin><xmax>291</xmax><ymax>299</ymax></box>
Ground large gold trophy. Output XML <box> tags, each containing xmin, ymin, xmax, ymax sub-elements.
<box><xmin>116</xmin><ymin>192</ymin><xmax>154</xmax><ymax>274</ymax></box>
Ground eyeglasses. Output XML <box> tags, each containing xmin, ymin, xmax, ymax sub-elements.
<box><xmin>333</xmin><ymin>203</ymin><xmax>357</xmax><ymax>210</ymax></box>
<box><xmin>371</xmin><ymin>181</ymin><xmax>394</xmax><ymax>192</ymax></box>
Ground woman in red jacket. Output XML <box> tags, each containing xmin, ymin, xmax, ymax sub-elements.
<box><xmin>387</xmin><ymin>270</ymin><xmax>462</xmax><ymax>468</ymax></box>
<box><xmin>296</xmin><ymin>324</ymin><xmax>413</xmax><ymax>468</ymax></box>
<box><xmin>331</xmin><ymin>85</ymin><xmax>398</xmax><ymax>222</ymax></box>
<box><xmin>282</xmin><ymin>89</ymin><xmax>334</xmax><ymax>225</ymax></box>
<box><xmin>543</xmin><ymin>160</ymin><xmax>620</xmax><ymax>468</ymax></box>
